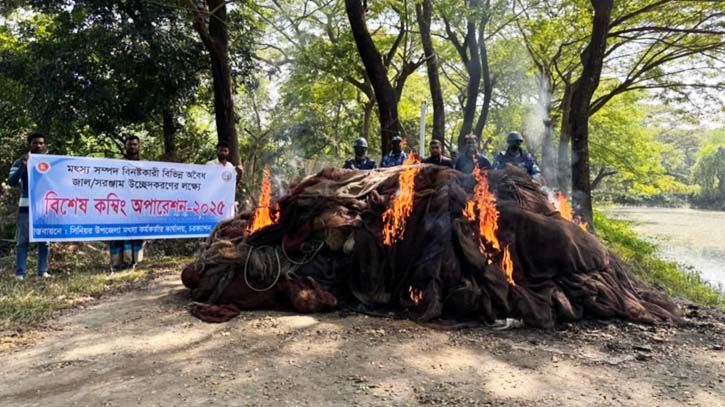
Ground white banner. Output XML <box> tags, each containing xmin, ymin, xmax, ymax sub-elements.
<box><xmin>28</xmin><ymin>154</ymin><xmax>236</xmax><ymax>241</ymax></box>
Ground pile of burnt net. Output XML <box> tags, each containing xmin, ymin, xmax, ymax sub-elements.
<box><xmin>181</xmin><ymin>164</ymin><xmax>680</xmax><ymax>328</ymax></box>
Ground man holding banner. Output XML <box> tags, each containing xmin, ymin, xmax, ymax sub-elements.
<box><xmin>26</xmin><ymin>136</ymin><xmax>236</xmax><ymax>270</ymax></box>
<box><xmin>7</xmin><ymin>132</ymin><xmax>51</xmax><ymax>280</ymax></box>
<box><xmin>109</xmin><ymin>136</ymin><xmax>144</xmax><ymax>271</ymax></box>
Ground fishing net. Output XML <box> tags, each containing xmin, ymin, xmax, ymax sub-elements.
<box><xmin>182</xmin><ymin>165</ymin><xmax>680</xmax><ymax>328</ymax></box>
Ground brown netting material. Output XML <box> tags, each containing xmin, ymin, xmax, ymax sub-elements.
<box><xmin>182</xmin><ymin>165</ymin><xmax>680</xmax><ymax>328</ymax></box>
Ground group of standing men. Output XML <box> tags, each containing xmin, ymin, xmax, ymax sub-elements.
<box><xmin>6</xmin><ymin>133</ymin><xmax>244</xmax><ymax>279</ymax></box>
<box><xmin>343</xmin><ymin>132</ymin><xmax>541</xmax><ymax>180</ymax></box>
<box><xmin>7</xmin><ymin>129</ymin><xmax>538</xmax><ymax>280</ymax></box>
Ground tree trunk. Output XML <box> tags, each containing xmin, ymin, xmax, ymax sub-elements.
<box><xmin>457</xmin><ymin>6</ymin><xmax>481</xmax><ymax>150</ymax></box>
<box><xmin>564</xmin><ymin>0</ymin><xmax>614</xmax><ymax>226</ymax></box>
<box><xmin>557</xmin><ymin>83</ymin><xmax>573</xmax><ymax>192</ymax></box>
<box><xmin>162</xmin><ymin>107</ymin><xmax>177</xmax><ymax>162</ymax></box>
<box><xmin>415</xmin><ymin>0</ymin><xmax>445</xmax><ymax>146</ymax></box>
<box><xmin>473</xmin><ymin>14</ymin><xmax>492</xmax><ymax>138</ymax></box>
<box><xmin>345</xmin><ymin>0</ymin><xmax>402</xmax><ymax>156</ymax></box>
<box><xmin>541</xmin><ymin>116</ymin><xmax>555</xmax><ymax>185</ymax></box>
<box><xmin>191</xmin><ymin>0</ymin><xmax>241</xmax><ymax>165</ymax></box>
<box><xmin>362</xmin><ymin>98</ymin><xmax>375</xmax><ymax>140</ymax></box>
<box><xmin>717</xmin><ymin>147</ymin><xmax>725</xmax><ymax>201</ymax></box>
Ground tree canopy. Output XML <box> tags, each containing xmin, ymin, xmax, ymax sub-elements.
<box><xmin>1</xmin><ymin>0</ymin><xmax>724</xmax><ymax>214</ymax></box>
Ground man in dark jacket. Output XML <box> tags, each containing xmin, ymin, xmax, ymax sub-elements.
<box><xmin>422</xmin><ymin>140</ymin><xmax>453</xmax><ymax>168</ymax></box>
<box><xmin>493</xmin><ymin>131</ymin><xmax>542</xmax><ymax>181</ymax></box>
<box><xmin>381</xmin><ymin>135</ymin><xmax>407</xmax><ymax>167</ymax></box>
<box><xmin>343</xmin><ymin>137</ymin><xmax>377</xmax><ymax>170</ymax></box>
<box><xmin>109</xmin><ymin>136</ymin><xmax>145</xmax><ymax>272</ymax></box>
<box><xmin>7</xmin><ymin>132</ymin><xmax>51</xmax><ymax>280</ymax></box>
<box><xmin>454</xmin><ymin>134</ymin><xmax>491</xmax><ymax>173</ymax></box>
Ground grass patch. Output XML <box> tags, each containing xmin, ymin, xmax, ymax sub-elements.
<box><xmin>0</xmin><ymin>246</ymin><xmax>192</xmax><ymax>332</ymax></box>
<box><xmin>594</xmin><ymin>210</ymin><xmax>725</xmax><ymax>308</ymax></box>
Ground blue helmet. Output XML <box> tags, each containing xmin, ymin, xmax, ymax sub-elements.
<box><xmin>392</xmin><ymin>135</ymin><xmax>403</xmax><ymax>143</ymax></box>
<box><xmin>506</xmin><ymin>131</ymin><xmax>524</xmax><ymax>143</ymax></box>
<box><xmin>354</xmin><ymin>137</ymin><xmax>368</xmax><ymax>148</ymax></box>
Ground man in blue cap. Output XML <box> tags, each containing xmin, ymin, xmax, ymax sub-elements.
<box><xmin>343</xmin><ymin>137</ymin><xmax>377</xmax><ymax>169</ymax></box>
<box><xmin>381</xmin><ymin>135</ymin><xmax>407</xmax><ymax>167</ymax></box>
<box><xmin>493</xmin><ymin>131</ymin><xmax>542</xmax><ymax>181</ymax></box>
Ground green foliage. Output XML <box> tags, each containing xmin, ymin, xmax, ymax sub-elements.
<box><xmin>594</xmin><ymin>211</ymin><xmax>724</xmax><ymax>308</ymax></box>
<box><xmin>589</xmin><ymin>90</ymin><xmax>688</xmax><ymax>196</ymax></box>
<box><xmin>691</xmin><ymin>129</ymin><xmax>725</xmax><ymax>208</ymax></box>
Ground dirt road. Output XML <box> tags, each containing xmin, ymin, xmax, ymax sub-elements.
<box><xmin>1</xmin><ymin>269</ymin><xmax>723</xmax><ymax>406</ymax></box>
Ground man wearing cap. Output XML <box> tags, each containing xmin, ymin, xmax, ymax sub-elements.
<box><xmin>493</xmin><ymin>131</ymin><xmax>541</xmax><ymax>180</ymax></box>
<box><xmin>454</xmin><ymin>134</ymin><xmax>491</xmax><ymax>174</ymax></box>
<box><xmin>343</xmin><ymin>138</ymin><xmax>377</xmax><ymax>169</ymax></box>
<box><xmin>422</xmin><ymin>139</ymin><xmax>453</xmax><ymax>168</ymax></box>
<box><xmin>381</xmin><ymin>135</ymin><xmax>407</xmax><ymax>168</ymax></box>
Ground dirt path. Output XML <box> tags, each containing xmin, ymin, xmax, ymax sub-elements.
<box><xmin>1</xmin><ymin>269</ymin><xmax>723</xmax><ymax>407</ymax></box>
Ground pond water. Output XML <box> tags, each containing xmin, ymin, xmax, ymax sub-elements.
<box><xmin>606</xmin><ymin>207</ymin><xmax>725</xmax><ymax>291</ymax></box>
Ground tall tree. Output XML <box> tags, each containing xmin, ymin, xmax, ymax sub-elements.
<box><xmin>564</xmin><ymin>0</ymin><xmax>613</xmax><ymax>225</ymax></box>
<box><xmin>439</xmin><ymin>0</ymin><xmax>505</xmax><ymax>149</ymax></box>
<box><xmin>184</xmin><ymin>0</ymin><xmax>242</xmax><ymax>165</ymax></box>
<box><xmin>415</xmin><ymin>0</ymin><xmax>445</xmax><ymax>143</ymax></box>
<box><xmin>344</xmin><ymin>0</ymin><xmax>408</xmax><ymax>154</ymax></box>
<box><xmin>1</xmin><ymin>1</ymin><xmax>204</xmax><ymax>157</ymax></box>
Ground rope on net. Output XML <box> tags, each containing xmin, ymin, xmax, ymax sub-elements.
<box><xmin>243</xmin><ymin>244</ymin><xmax>283</xmax><ymax>292</ymax></box>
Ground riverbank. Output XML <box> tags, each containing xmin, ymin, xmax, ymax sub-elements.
<box><xmin>597</xmin><ymin>209</ymin><xmax>724</xmax><ymax>308</ymax></box>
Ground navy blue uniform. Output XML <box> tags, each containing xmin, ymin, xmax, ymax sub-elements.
<box><xmin>343</xmin><ymin>156</ymin><xmax>377</xmax><ymax>170</ymax></box>
<box><xmin>454</xmin><ymin>153</ymin><xmax>491</xmax><ymax>174</ymax></box>
<box><xmin>422</xmin><ymin>155</ymin><xmax>453</xmax><ymax>168</ymax></box>
<box><xmin>492</xmin><ymin>150</ymin><xmax>541</xmax><ymax>176</ymax></box>
<box><xmin>381</xmin><ymin>151</ymin><xmax>407</xmax><ymax>168</ymax></box>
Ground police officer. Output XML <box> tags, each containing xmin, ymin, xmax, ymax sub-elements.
<box><xmin>493</xmin><ymin>131</ymin><xmax>542</xmax><ymax>180</ymax></box>
<box><xmin>422</xmin><ymin>139</ymin><xmax>453</xmax><ymax>168</ymax></box>
<box><xmin>454</xmin><ymin>133</ymin><xmax>491</xmax><ymax>174</ymax></box>
<box><xmin>343</xmin><ymin>137</ymin><xmax>377</xmax><ymax>170</ymax></box>
<box><xmin>381</xmin><ymin>135</ymin><xmax>408</xmax><ymax>167</ymax></box>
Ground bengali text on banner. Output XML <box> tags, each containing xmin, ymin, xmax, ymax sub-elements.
<box><xmin>28</xmin><ymin>154</ymin><xmax>236</xmax><ymax>241</ymax></box>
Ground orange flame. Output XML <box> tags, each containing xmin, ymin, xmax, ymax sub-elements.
<box><xmin>400</xmin><ymin>137</ymin><xmax>408</xmax><ymax>149</ymax></box>
<box><xmin>248</xmin><ymin>165</ymin><xmax>277</xmax><ymax>234</ymax></box>
<box><xmin>382</xmin><ymin>153</ymin><xmax>420</xmax><ymax>245</ymax></box>
<box><xmin>463</xmin><ymin>156</ymin><xmax>500</xmax><ymax>252</ymax></box>
<box><xmin>501</xmin><ymin>245</ymin><xmax>516</xmax><ymax>286</ymax></box>
<box><xmin>555</xmin><ymin>191</ymin><xmax>588</xmax><ymax>232</ymax></box>
<box><xmin>408</xmin><ymin>286</ymin><xmax>423</xmax><ymax>305</ymax></box>
<box><xmin>576</xmin><ymin>218</ymin><xmax>588</xmax><ymax>232</ymax></box>
<box><xmin>556</xmin><ymin>190</ymin><xmax>574</xmax><ymax>221</ymax></box>
<box><xmin>463</xmin><ymin>201</ymin><xmax>476</xmax><ymax>222</ymax></box>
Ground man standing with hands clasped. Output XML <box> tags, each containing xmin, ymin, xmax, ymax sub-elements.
<box><xmin>7</xmin><ymin>132</ymin><xmax>51</xmax><ymax>280</ymax></box>
<box><xmin>109</xmin><ymin>136</ymin><xmax>145</xmax><ymax>272</ymax></box>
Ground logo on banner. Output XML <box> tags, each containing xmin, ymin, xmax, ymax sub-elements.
<box><xmin>222</xmin><ymin>170</ymin><xmax>233</xmax><ymax>182</ymax></box>
<box><xmin>36</xmin><ymin>161</ymin><xmax>50</xmax><ymax>173</ymax></box>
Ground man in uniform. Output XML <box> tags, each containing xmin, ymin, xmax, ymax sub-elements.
<box><xmin>493</xmin><ymin>131</ymin><xmax>542</xmax><ymax>181</ymax></box>
<box><xmin>381</xmin><ymin>135</ymin><xmax>407</xmax><ymax>167</ymax></box>
<box><xmin>110</xmin><ymin>136</ymin><xmax>145</xmax><ymax>272</ymax></box>
<box><xmin>7</xmin><ymin>132</ymin><xmax>51</xmax><ymax>280</ymax></box>
<box><xmin>343</xmin><ymin>138</ymin><xmax>376</xmax><ymax>169</ymax></box>
<box><xmin>454</xmin><ymin>134</ymin><xmax>491</xmax><ymax>173</ymax></box>
<box><xmin>422</xmin><ymin>139</ymin><xmax>453</xmax><ymax>168</ymax></box>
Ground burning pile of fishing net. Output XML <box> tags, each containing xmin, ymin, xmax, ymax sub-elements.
<box><xmin>181</xmin><ymin>162</ymin><xmax>680</xmax><ymax>328</ymax></box>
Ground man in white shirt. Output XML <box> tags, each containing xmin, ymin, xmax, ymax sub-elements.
<box><xmin>207</xmin><ymin>141</ymin><xmax>243</xmax><ymax>215</ymax></box>
<box><xmin>206</xmin><ymin>141</ymin><xmax>244</xmax><ymax>179</ymax></box>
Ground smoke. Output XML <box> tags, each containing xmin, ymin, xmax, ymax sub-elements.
<box><xmin>522</xmin><ymin>73</ymin><xmax>550</xmax><ymax>156</ymax></box>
